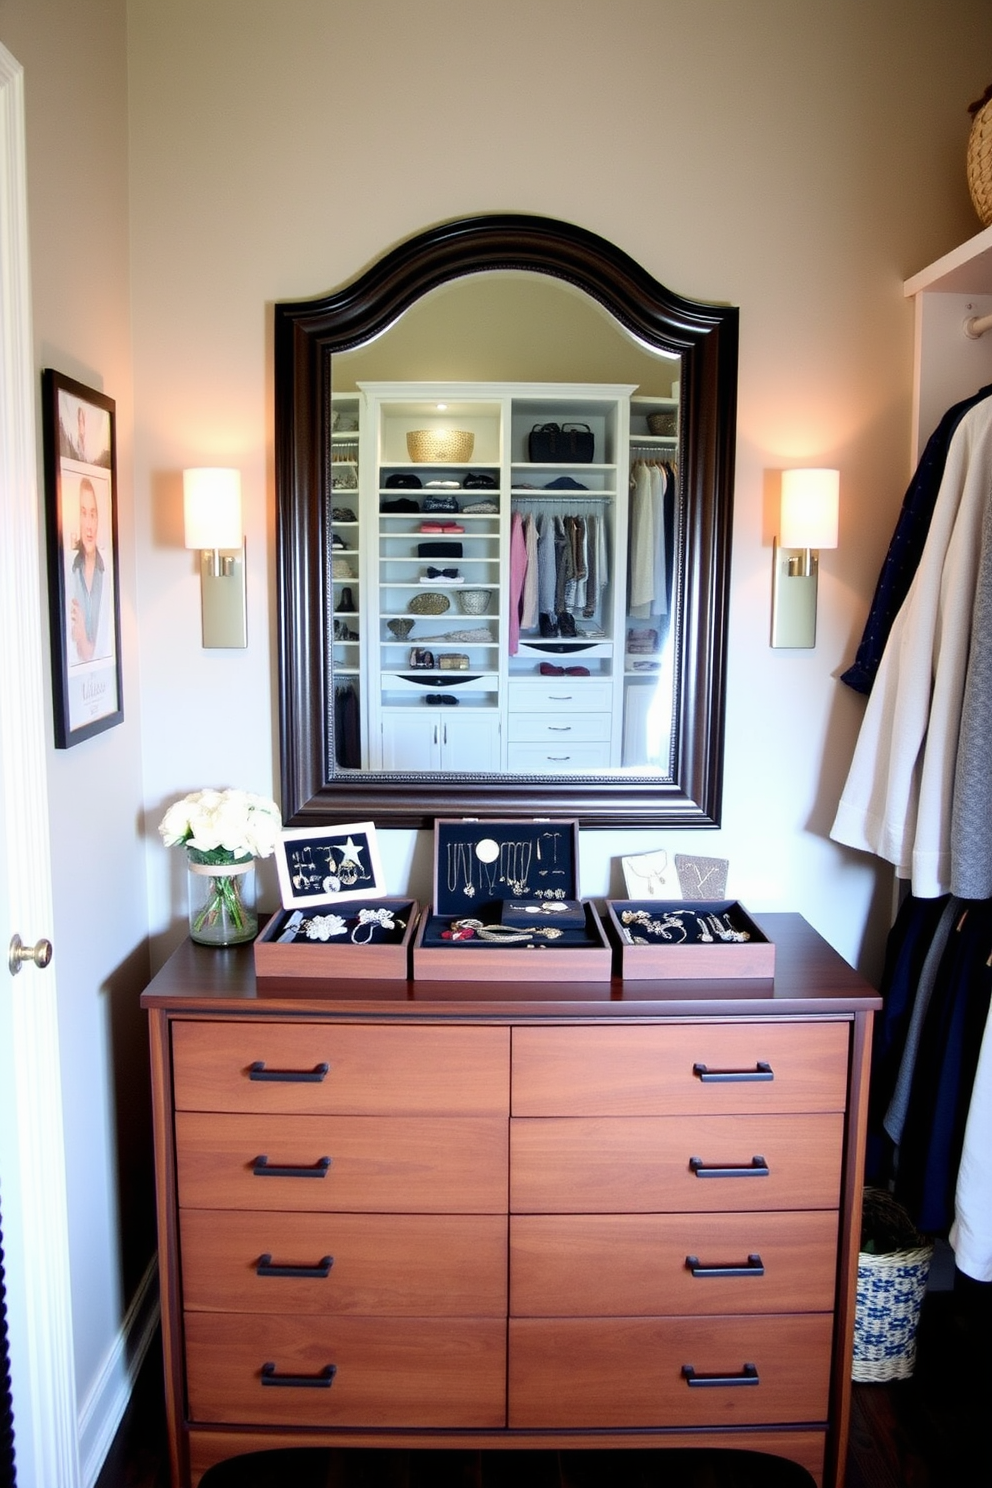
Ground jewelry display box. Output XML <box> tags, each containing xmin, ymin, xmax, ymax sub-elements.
<box><xmin>605</xmin><ymin>899</ymin><xmax>775</xmax><ymax>979</ymax></box>
<box><xmin>253</xmin><ymin>821</ymin><xmax>418</xmax><ymax>981</ymax></box>
<box><xmin>413</xmin><ymin>818</ymin><xmax>611</xmax><ymax>981</ymax></box>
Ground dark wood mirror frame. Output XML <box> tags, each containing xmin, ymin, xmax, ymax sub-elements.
<box><xmin>274</xmin><ymin>214</ymin><xmax>738</xmax><ymax>828</ymax></box>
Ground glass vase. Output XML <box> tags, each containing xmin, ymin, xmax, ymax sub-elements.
<box><xmin>186</xmin><ymin>859</ymin><xmax>257</xmax><ymax>946</ymax></box>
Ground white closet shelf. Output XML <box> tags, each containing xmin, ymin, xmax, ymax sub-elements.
<box><xmin>904</xmin><ymin>220</ymin><xmax>992</xmax><ymax>296</ymax></box>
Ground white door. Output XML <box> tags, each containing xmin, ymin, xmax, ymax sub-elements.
<box><xmin>0</xmin><ymin>43</ymin><xmax>80</xmax><ymax>1488</ymax></box>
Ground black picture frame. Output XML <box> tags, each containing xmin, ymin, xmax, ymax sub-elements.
<box><xmin>42</xmin><ymin>369</ymin><xmax>123</xmax><ymax>747</ymax></box>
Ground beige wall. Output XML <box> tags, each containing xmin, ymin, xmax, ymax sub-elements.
<box><xmin>129</xmin><ymin>0</ymin><xmax>990</xmax><ymax>978</ymax></box>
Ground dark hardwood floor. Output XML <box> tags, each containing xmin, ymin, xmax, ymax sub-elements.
<box><xmin>94</xmin><ymin>1282</ymin><xmax>991</xmax><ymax>1488</ymax></box>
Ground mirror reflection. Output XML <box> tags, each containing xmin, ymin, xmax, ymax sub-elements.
<box><xmin>329</xmin><ymin>273</ymin><xmax>682</xmax><ymax>778</ymax></box>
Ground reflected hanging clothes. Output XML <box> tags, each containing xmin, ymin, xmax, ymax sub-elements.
<box><xmin>334</xmin><ymin>683</ymin><xmax>360</xmax><ymax>769</ymax></box>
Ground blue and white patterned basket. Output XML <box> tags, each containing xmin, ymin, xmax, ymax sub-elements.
<box><xmin>852</xmin><ymin>1188</ymin><xmax>933</xmax><ymax>1382</ymax></box>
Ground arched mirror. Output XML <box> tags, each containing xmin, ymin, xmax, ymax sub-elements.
<box><xmin>275</xmin><ymin>215</ymin><xmax>737</xmax><ymax>828</ymax></box>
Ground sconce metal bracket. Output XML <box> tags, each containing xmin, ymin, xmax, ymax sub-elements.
<box><xmin>200</xmin><ymin>542</ymin><xmax>247</xmax><ymax>648</ymax></box>
<box><xmin>770</xmin><ymin>539</ymin><xmax>817</xmax><ymax>648</ymax></box>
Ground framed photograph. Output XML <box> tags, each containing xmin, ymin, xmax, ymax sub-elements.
<box><xmin>42</xmin><ymin>370</ymin><xmax>123</xmax><ymax>747</ymax></box>
<box><xmin>275</xmin><ymin>821</ymin><xmax>386</xmax><ymax>909</ymax></box>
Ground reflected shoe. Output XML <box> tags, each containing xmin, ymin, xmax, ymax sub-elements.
<box><xmin>565</xmin><ymin>665</ymin><xmax>590</xmax><ymax>676</ymax></box>
<box><xmin>540</xmin><ymin>662</ymin><xmax>565</xmax><ymax>676</ymax></box>
<box><xmin>539</xmin><ymin>613</ymin><xmax>559</xmax><ymax>638</ymax></box>
<box><xmin>558</xmin><ymin>611</ymin><xmax>577</xmax><ymax>637</ymax></box>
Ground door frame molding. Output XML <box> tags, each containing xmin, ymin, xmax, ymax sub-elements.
<box><xmin>0</xmin><ymin>40</ymin><xmax>80</xmax><ymax>1488</ymax></box>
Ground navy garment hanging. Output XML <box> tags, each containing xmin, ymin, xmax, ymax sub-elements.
<box><xmin>841</xmin><ymin>382</ymin><xmax>992</xmax><ymax>695</ymax></box>
<box><xmin>864</xmin><ymin>891</ymin><xmax>951</xmax><ymax>1184</ymax></box>
<box><xmin>894</xmin><ymin>899</ymin><xmax>992</xmax><ymax>1235</ymax></box>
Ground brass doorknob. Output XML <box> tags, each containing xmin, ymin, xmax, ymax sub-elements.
<box><xmin>8</xmin><ymin>934</ymin><xmax>53</xmax><ymax>976</ymax></box>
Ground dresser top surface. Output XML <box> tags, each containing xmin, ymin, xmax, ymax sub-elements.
<box><xmin>141</xmin><ymin>912</ymin><xmax>880</xmax><ymax>1020</ymax></box>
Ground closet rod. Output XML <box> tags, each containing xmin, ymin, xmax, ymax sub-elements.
<box><xmin>964</xmin><ymin>311</ymin><xmax>992</xmax><ymax>339</ymax></box>
<box><xmin>510</xmin><ymin>493</ymin><xmax>612</xmax><ymax>502</ymax></box>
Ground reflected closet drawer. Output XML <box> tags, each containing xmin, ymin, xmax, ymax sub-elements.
<box><xmin>176</xmin><ymin>1112</ymin><xmax>508</xmax><ymax>1213</ymax></box>
<box><xmin>511</xmin><ymin>1022</ymin><xmax>849</xmax><ymax>1117</ymax></box>
<box><xmin>506</xmin><ymin>742</ymin><xmax>612</xmax><ymax>772</ymax></box>
<box><xmin>509</xmin><ymin>1113</ymin><xmax>843</xmax><ymax>1213</ymax></box>
<box><xmin>182</xmin><ymin>1210</ymin><xmax>508</xmax><ymax>1316</ymax></box>
<box><xmin>172</xmin><ymin>1022</ymin><xmax>509</xmax><ymax>1116</ymax></box>
<box><xmin>509</xmin><ymin>1210</ymin><xmax>838</xmax><ymax>1316</ymax></box>
<box><xmin>508</xmin><ymin>1313</ymin><xmax>833</xmax><ymax>1428</ymax></box>
<box><xmin>185</xmin><ymin>1312</ymin><xmax>506</xmax><ymax>1428</ymax></box>
<box><xmin>508</xmin><ymin>680</ymin><xmax>614</xmax><ymax>713</ymax></box>
<box><xmin>508</xmin><ymin>713</ymin><xmax>612</xmax><ymax>743</ymax></box>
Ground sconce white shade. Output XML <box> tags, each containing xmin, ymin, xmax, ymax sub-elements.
<box><xmin>183</xmin><ymin>467</ymin><xmax>243</xmax><ymax>550</ymax></box>
<box><xmin>780</xmin><ymin>468</ymin><xmax>839</xmax><ymax>550</ymax></box>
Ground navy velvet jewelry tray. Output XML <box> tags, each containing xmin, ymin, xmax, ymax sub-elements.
<box><xmin>605</xmin><ymin>899</ymin><xmax>774</xmax><ymax>979</ymax></box>
<box><xmin>254</xmin><ymin>897</ymin><xmax>419</xmax><ymax>981</ymax></box>
<box><xmin>413</xmin><ymin>819</ymin><xmax>610</xmax><ymax>980</ymax></box>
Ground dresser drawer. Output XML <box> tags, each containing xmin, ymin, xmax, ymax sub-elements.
<box><xmin>506</xmin><ymin>741</ymin><xmax>612</xmax><ymax>771</ymax></box>
<box><xmin>185</xmin><ymin>1312</ymin><xmax>506</xmax><ymax>1428</ymax></box>
<box><xmin>176</xmin><ymin>1112</ymin><xmax>508</xmax><ymax>1213</ymax></box>
<box><xmin>510</xmin><ymin>1113</ymin><xmax>843</xmax><ymax>1213</ymax></box>
<box><xmin>510</xmin><ymin>1210</ymin><xmax>838</xmax><ymax>1316</ymax></box>
<box><xmin>507</xmin><ymin>712</ymin><xmax>612</xmax><ymax>743</ymax></box>
<box><xmin>508</xmin><ymin>680</ymin><xmax>614</xmax><ymax>712</ymax></box>
<box><xmin>172</xmin><ymin>1022</ymin><xmax>509</xmax><ymax>1115</ymax></box>
<box><xmin>182</xmin><ymin>1210</ymin><xmax>507</xmax><ymax>1315</ymax></box>
<box><xmin>508</xmin><ymin>1314</ymin><xmax>832</xmax><ymax>1428</ymax></box>
<box><xmin>511</xmin><ymin>1022</ymin><xmax>848</xmax><ymax>1116</ymax></box>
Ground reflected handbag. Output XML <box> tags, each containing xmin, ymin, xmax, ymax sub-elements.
<box><xmin>423</xmin><ymin>493</ymin><xmax>460</xmax><ymax>513</ymax></box>
<box><xmin>528</xmin><ymin>422</ymin><xmax>595</xmax><ymax>462</ymax></box>
<box><xmin>409</xmin><ymin>648</ymin><xmax>436</xmax><ymax>669</ymax></box>
<box><xmin>438</xmin><ymin>653</ymin><xmax>469</xmax><ymax>670</ymax></box>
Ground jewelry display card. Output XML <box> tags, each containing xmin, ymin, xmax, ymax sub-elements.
<box><xmin>275</xmin><ymin>820</ymin><xmax>385</xmax><ymax>909</ymax></box>
<box><xmin>254</xmin><ymin>897</ymin><xmax>419</xmax><ymax>982</ymax></box>
<box><xmin>605</xmin><ymin>899</ymin><xmax>775</xmax><ymax>980</ymax></box>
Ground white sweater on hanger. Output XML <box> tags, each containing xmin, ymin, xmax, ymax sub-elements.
<box><xmin>830</xmin><ymin>400</ymin><xmax>992</xmax><ymax>897</ymax></box>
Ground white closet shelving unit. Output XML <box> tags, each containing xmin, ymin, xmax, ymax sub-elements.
<box><xmin>355</xmin><ymin>382</ymin><xmax>637</xmax><ymax>773</ymax></box>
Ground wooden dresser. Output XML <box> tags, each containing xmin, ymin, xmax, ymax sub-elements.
<box><xmin>141</xmin><ymin>913</ymin><xmax>880</xmax><ymax>1488</ymax></box>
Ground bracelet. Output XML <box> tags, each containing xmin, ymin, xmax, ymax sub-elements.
<box><xmin>350</xmin><ymin>906</ymin><xmax>405</xmax><ymax>944</ymax></box>
<box><xmin>476</xmin><ymin>924</ymin><xmax>564</xmax><ymax>942</ymax></box>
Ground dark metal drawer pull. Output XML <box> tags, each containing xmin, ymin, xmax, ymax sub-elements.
<box><xmin>685</xmin><ymin>1253</ymin><xmax>765</xmax><ymax>1278</ymax></box>
<box><xmin>256</xmin><ymin>1253</ymin><xmax>333</xmax><ymax>1278</ymax></box>
<box><xmin>692</xmin><ymin>1061</ymin><xmax>773</xmax><ymax>1083</ymax></box>
<box><xmin>689</xmin><ymin>1155</ymin><xmax>769</xmax><ymax>1179</ymax></box>
<box><xmin>248</xmin><ymin>1060</ymin><xmax>329</xmax><ymax>1083</ymax></box>
<box><xmin>261</xmin><ymin>1362</ymin><xmax>336</xmax><ymax>1388</ymax></box>
<box><xmin>252</xmin><ymin>1155</ymin><xmax>331</xmax><ymax>1178</ymax></box>
<box><xmin>682</xmin><ymin>1363</ymin><xmax>759</xmax><ymax>1388</ymax></box>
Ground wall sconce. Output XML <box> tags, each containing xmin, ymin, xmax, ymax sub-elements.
<box><xmin>183</xmin><ymin>467</ymin><xmax>247</xmax><ymax>648</ymax></box>
<box><xmin>770</xmin><ymin>468</ymin><xmax>839</xmax><ymax>648</ymax></box>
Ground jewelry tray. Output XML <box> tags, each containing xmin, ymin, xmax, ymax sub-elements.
<box><xmin>254</xmin><ymin>898</ymin><xmax>419</xmax><ymax>981</ymax></box>
<box><xmin>605</xmin><ymin>900</ymin><xmax>775</xmax><ymax>980</ymax></box>
<box><xmin>414</xmin><ymin>818</ymin><xmax>610</xmax><ymax>981</ymax></box>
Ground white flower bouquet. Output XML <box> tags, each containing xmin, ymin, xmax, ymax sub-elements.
<box><xmin>159</xmin><ymin>788</ymin><xmax>282</xmax><ymax>943</ymax></box>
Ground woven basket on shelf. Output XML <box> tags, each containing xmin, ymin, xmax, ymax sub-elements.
<box><xmin>967</xmin><ymin>85</ymin><xmax>992</xmax><ymax>227</ymax></box>
<box><xmin>408</xmin><ymin>591</ymin><xmax>450</xmax><ymax>616</ymax></box>
<box><xmin>406</xmin><ymin>429</ymin><xmax>475</xmax><ymax>463</ymax></box>
<box><xmin>456</xmin><ymin>589</ymin><xmax>491</xmax><ymax>615</ymax></box>
<box><xmin>647</xmin><ymin>411</ymin><xmax>678</xmax><ymax>437</ymax></box>
<box><xmin>852</xmin><ymin>1188</ymin><xmax>933</xmax><ymax>1383</ymax></box>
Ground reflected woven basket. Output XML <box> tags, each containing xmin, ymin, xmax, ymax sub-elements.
<box><xmin>407</xmin><ymin>429</ymin><xmax>475</xmax><ymax>463</ymax></box>
<box><xmin>852</xmin><ymin>1188</ymin><xmax>933</xmax><ymax>1383</ymax></box>
<box><xmin>408</xmin><ymin>591</ymin><xmax>450</xmax><ymax>616</ymax></box>
<box><xmin>456</xmin><ymin>589</ymin><xmax>491</xmax><ymax>615</ymax></box>
<box><xmin>967</xmin><ymin>85</ymin><xmax>992</xmax><ymax>226</ymax></box>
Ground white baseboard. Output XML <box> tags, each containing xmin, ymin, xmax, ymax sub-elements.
<box><xmin>77</xmin><ymin>1256</ymin><xmax>160</xmax><ymax>1488</ymax></box>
